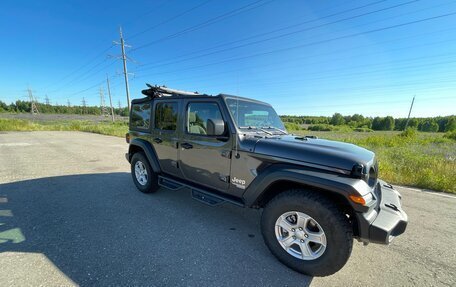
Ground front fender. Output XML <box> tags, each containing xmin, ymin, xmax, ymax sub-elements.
<box><xmin>242</xmin><ymin>164</ymin><xmax>373</xmax><ymax>212</ymax></box>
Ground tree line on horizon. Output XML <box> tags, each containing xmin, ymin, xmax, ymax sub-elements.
<box><xmin>281</xmin><ymin>113</ymin><xmax>455</xmax><ymax>133</ymax></box>
<box><xmin>1</xmin><ymin>100</ymin><xmax>454</xmax><ymax>133</ymax></box>
<box><xmin>0</xmin><ymin>100</ymin><xmax>129</xmax><ymax>117</ymax></box>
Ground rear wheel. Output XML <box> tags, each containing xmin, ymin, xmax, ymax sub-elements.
<box><xmin>261</xmin><ymin>189</ymin><xmax>353</xmax><ymax>277</ymax></box>
<box><xmin>130</xmin><ymin>152</ymin><xmax>159</xmax><ymax>193</ymax></box>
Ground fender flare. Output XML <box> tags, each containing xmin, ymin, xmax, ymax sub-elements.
<box><xmin>128</xmin><ymin>139</ymin><xmax>161</xmax><ymax>173</ymax></box>
<box><xmin>242</xmin><ymin>164</ymin><xmax>369</xmax><ymax>212</ymax></box>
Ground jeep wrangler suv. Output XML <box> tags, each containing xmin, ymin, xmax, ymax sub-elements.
<box><xmin>125</xmin><ymin>84</ymin><xmax>408</xmax><ymax>277</ymax></box>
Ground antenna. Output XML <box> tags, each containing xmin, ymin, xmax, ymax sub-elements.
<box><xmin>235</xmin><ymin>73</ymin><xmax>240</xmax><ymax>159</ymax></box>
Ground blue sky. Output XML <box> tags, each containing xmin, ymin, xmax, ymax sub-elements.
<box><xmin>1</xmin><ymin>0</ymin><xmax>455</xmax><ymax>117</ymax></box>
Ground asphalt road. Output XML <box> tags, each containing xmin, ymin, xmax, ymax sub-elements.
<box><xmin>0</xmin><ymin>131</ymin><xmax>455</xmax><ymax>287</ymax></box>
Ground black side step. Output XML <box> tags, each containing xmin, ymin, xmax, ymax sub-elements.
<box><xmin>158</xmin><ymin>176</ymin><xmax>184</xmax><ymax>190</ymax></box>
<box><xmin>191</xmin><ymin>189</ymin><xmax>225</xmax><ymax>206</ymax></box>
<box><xmin>158</xmin><ymin>175</ymin><xmax>244</xmax><ymax>207</ymax></box>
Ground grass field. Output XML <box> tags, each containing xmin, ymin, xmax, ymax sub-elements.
<box><xmin>1</xmin><ymin>116</ymin><xmax>455</xmax><ymax>193</ymax></box>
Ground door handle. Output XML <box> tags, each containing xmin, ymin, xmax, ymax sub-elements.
<box><xmin>154</xmin><ymin>137</ymin><xmax>163</xmax><ymax>144</ymax></box>
<box><xmin>181</xmin><ymin>142</ymin><xmax>193</xmax><ymax>149</ymax></box>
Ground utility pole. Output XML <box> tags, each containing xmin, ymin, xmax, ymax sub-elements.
<box><xmin>45</xmin><ymin>95</ymin><xmax>50</xmax><ymax>105</ymax></box>
<box><xmin>99</xmin><ymin>87</ymin><xmax>108</xmax><ymax>117</ymax></box>
<box><xmin>114</xmin><ymin>27</ymin><xmax>131</xmax><ymax>110</ymax></box>
<box><xmin>27</xmin><ymin>87</ymin><xmax>39</xmax><ymax>114</ymax></box>
<box><xmin>404</xmin><ymin>95</ymin><xmax>415</xmax><ymax>130</ymax></box>
<box><xmin>106</xmin><ymin>75</ymin><xmax>115</xmax><ymax>122</ymax></box>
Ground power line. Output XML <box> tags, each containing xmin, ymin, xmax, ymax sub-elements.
<box><xmin>132</xmin><ymin>29</ymin><xmax>456</xmax><ymax>83</ymax></box>
<box><xmin>130</xmin><ymin>0</ymin><xmax>276</xmax><ymax>53</ymax></box>
<box><xmin>127</xmin><ymin>0</ymin><xmax>215</xmax><ymax>40</ymax></box>
<box><xmin>45</xmin><ymin>45</ymin><xmax>114</xmax><ymax>91</ymax></box>
<box><xmin>121</xmin><ymin>0</ymin><xmax>170</xmax><ymax>27</ymax></box>
<box><xmin>133</xmin><ymin>11</ymin><xmax>456</xmax><ymax>79</ymax></box>
<box><xmin>137</xmin><ymin>0</ymin><xmax>414</xmax><ymax>69</ymax></box>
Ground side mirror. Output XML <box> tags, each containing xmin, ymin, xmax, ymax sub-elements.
<box><xmin>206</xmin><ymin>119</ymin><xmax>225</xmax><ymax>136</ymax></box>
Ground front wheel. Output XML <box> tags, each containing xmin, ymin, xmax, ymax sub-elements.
<box><xmin>130</xmin><ymin>152</ymin><xmax>159</xmax><ymax>193</ymax></box>
<box><xmin>261</xmin><ymin>189</ymin><xmax>353</xmax><ymax>277</ymax></box>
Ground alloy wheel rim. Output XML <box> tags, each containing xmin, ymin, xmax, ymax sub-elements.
<box><xmin>134</xmin><ymin>161</ymin><xmax>148</xmax><ymax>186</ymax></box>
<box><xmin>275</xmin><ymin>211</ymin><xmax>327</xmax><ymax>260</ymax></box>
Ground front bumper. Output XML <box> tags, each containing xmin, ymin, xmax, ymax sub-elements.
<box><xmin>356</xmin><ymin>180</ymin><xmax>408</xmax><ymax>244</ymax></box>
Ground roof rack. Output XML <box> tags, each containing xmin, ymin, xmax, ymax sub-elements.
<box><xmin>141</xmin><ymin>83</ymin><xmax>205</xmax><ymax>98</ymax></box>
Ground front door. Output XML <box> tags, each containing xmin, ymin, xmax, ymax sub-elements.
<box><xmin>179</xmin><ymin>100</ymin><xmax>232</xmax><ymax>192</ymax></box>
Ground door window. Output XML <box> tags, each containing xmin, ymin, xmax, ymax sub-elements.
<box><xmin>130</xmin><ymin>102</ymin><xmax>151</xmax><ymax>130</ymax></box>
<box><xmin>155</xmin><ymin>102</ymin><xmax>178</xmax><ymax>131</ymax></box>
<box><xmin>187</xmin><ymin>102</ymin><xmax>224</xmax><ymax>136</ymax></box>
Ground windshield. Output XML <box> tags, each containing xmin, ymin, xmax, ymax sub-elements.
<box><xmin>226</xmin><ymin>98</ymin><xmax>286</xmax><ymax>132</ymax></box>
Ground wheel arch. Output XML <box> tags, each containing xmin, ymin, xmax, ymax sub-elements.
<box><xmin>128</xmin><ymin>139</ymin><xmax>161</xmax><ymax>173</ymax></box>
<box><xmin>243</xmin><ymin>166</ymin><xmax>365</xmax><ymax>236</ymax></box>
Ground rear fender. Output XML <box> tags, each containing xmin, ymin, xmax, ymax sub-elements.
<box><xmin>128</xmin><ymin>139</ymin><xmax>161</xmax><ymax>173</ymax></box>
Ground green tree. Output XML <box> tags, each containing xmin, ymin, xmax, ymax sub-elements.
<box><xmin>420</xmin><ymin>120</ymin><xmax>439</xmax><ymax>132</ymax></box>
<box><xmin>372</xmin><ymin>117</ymin><xmax>383</xmax><ymax>130</ymax></box>
<box><xmin>330</xmin><ymin>113</ymin><xmax>345</xmax><ymax>125</ymax></box>
<box><xmin>445</xmin><ymin>117</ymin><xmax>456</xmax><ymax>132</ymax></box>
<box><xmin>384</xmin><ymin>116</ymin><xmax>395</xmax><ymax>131</ymax></box>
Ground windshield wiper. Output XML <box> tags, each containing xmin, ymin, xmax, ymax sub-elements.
<box><xmin>238</xmin><ymin>126</ymin><xmax>273</xmax><ymax>135</ymax></box>
<box><xmin>261</xmin><ymin>126</ymin><xmax>288</xmax><ymax>135</ymax></box>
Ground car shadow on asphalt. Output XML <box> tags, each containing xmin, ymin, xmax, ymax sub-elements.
<box><xmin>0</xmin><ymin>173</ymin><xmax>313</xmax><ymax>286</ymax></box>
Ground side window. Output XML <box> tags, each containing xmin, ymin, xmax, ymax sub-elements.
<box><xmin>155</xmin><ymin>102</ymin><xmax>178</xmax><ymax>131</ymax></box>
<box><xmin>130</xmin><ymin>102</ymin><xmax>151</xmax><ymax>130</ymax></box>
<box><xmin>187</xmin><ymin>102</ymin><xmax>224</xmax><ymax>136</ymax></box>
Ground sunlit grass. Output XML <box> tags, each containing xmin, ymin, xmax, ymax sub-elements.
<box><xmin>0</xmin><ymin>118</ymin><xmax>128</xmax><ymax>137</ymax></box>
<box><xmin>1</xmin><ymin>118</ymin><xmax>455</xmax><ymax>193</ymax></box>
<box><xmin>296</xmin><ymin>130</ymin><xmax>456</xmax><ymax>193</ymax></box>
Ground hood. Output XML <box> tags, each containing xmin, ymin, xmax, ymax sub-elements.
<box><xmin>251</xmin><ymin>135</ymin><xmax>375</xmax><ymax>173</ymax></box>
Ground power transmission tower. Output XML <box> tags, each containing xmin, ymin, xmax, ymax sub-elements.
<box><xmin>45</xmin><ymin>95</ymin><xmax>50</xmax><ymax>105</ymax></box>
<box><xmin>106</xmin><ymin>75</ymin><xmax>115</xmax><ymax>122</ymax></box>
<box><xmin>67</xmin><ymin>99</ymin><xmax>71</xmax><ymax>107</ymax></box>
<box><xmin>404</xmin><ymin>95</ymin><xmax>416</xmax><ymax>130</ymax></box>
<box><xmin>82</xmin><ymin>97</ymin><xmax>87</xmax><ymax>114</ymax></box>
<box><xmin>99</xmin><ymin>87</ymin><xmax>108</xmax><ymax>117</ymax></box>
<box><xmin>117</xmin><ymin>100</ymin><xmax>122</xmax><ymax>115</ymax></box>
<box><xmin>114</xmin><ymin>26</ymin><xmax>132</xmax><ymax>111</ymax></box>
<box><xmin>27</xmin><ymin>87</ymin><xmax>39</xmax><ymax>114</ymax></box>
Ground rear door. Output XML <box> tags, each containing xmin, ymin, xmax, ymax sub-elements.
<box><xmin>151</xmin><ymin>100</ymin><xmax>180</xmax><ymax>177</ymax></box>
<box><xmin>179</xmin><ymin>99</ymin><xmax>233</xmax><ymax>192</ymax></box>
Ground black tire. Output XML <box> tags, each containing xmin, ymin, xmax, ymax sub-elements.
<box><xmin>261</xmin><ymin>189</ymin><xmax>353</xmax><ymax>277</ymax></box>
<box><xmin>130</xmin><ymin>152</ymin><xmax>159</xmax><ymax>193</ymax></box>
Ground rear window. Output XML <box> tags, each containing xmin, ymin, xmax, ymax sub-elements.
<box><xmin>155</xmin><ymin>102</ymin><xmax>178</xmax><ymax>131</ymax></box>
<box><xmin>130</xmin><ymin>102</ymin><xmax>151</xmax><ymax>130</ymax></box>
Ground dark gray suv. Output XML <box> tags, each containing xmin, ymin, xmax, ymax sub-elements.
<box><xmin>125</xmin><ymin>84</ymin><xmax>408</xmax><ymax>277</ymax></box>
